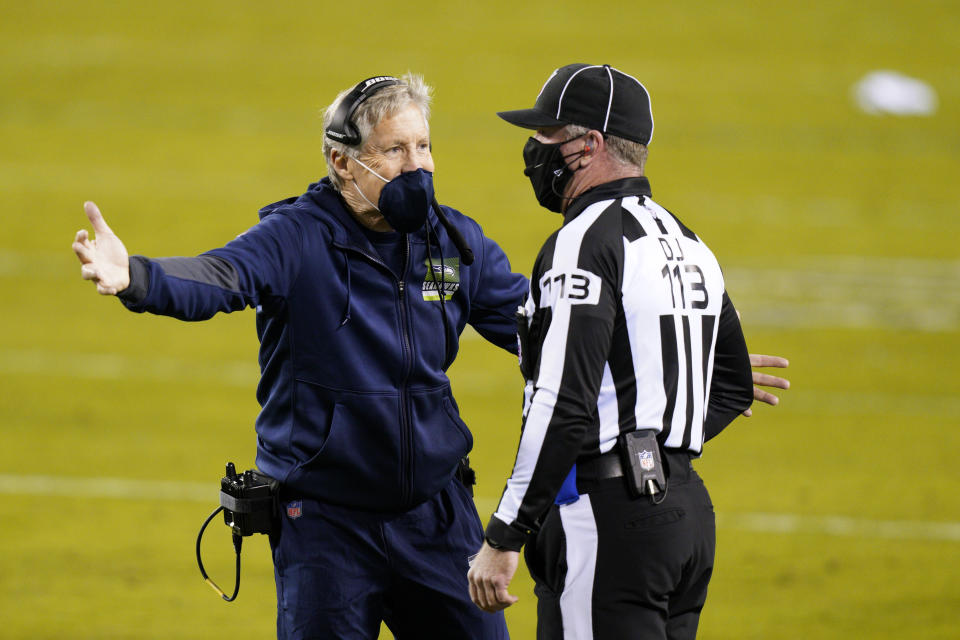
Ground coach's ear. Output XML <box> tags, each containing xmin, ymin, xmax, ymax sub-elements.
<box><xmin>330</xmin><ymin>149</ymin><xmax>355</xmax><ymax>183</ymax></box>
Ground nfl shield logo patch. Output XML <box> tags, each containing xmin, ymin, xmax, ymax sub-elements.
<box><xmin>286</xmin><ymin>500</ymin><xmax>303</xmax><ymax>520</ymax></box>
<box><xmin>638</xmin><ymin>450</ymin><xmax>655</xmax><ymax>471</ymax></box>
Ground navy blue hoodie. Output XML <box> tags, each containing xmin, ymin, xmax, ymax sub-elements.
<box><xmin>120</xmin><ymin>178</ymin><xmax>528</xmax><ymax>511</ymax></box>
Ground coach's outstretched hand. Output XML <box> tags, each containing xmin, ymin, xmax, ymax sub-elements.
<box><xmin>73</xmin><ymin>201</ymin><xmax>130</xmax><ymax>296</ymax></box>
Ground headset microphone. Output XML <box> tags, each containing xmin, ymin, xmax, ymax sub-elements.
<box><xmin>431</xmin><ymin>197</ymin><xmax>474</xmax><ymax>265</ymax></box>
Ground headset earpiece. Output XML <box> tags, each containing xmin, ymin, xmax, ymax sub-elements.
<box><xmin>325</xmin><ymin>76</ymin><xmax>400</xmax><ymax>147</ymax></box>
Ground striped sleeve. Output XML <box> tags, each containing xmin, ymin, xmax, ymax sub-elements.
<box><xmin>486</xmin><ymin>201</ymin><xmax>623</xmax><ymax>550</ymax></box>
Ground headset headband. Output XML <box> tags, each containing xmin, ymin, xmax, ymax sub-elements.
<box><xmin>325</xmin><ymin>76</ymin><xmax>401</xmax><ymax>146</ymax></box>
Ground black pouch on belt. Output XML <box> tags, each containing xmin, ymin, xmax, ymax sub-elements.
<box><xmin>618</xmin><ymin>430</ymin><xmax>667</xmax><ymax>498</ymax></box>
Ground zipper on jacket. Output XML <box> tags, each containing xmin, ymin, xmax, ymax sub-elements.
<box><xmin>335</xmin><ymin>237</ymin><xmax>416</xmax><ymax>507</ymax></box>
<box><xmin>397</xmin><ymin>236</ymin><xmax>415</xmax><ymax>507</ymax></box>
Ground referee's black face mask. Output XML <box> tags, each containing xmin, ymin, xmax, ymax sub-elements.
<box><xmin>522</xmin><ymin>135</ymin><xmax>587</xmax><ymax>213</ymax></box>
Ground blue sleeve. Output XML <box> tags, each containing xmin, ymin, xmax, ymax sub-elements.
<box><xmin>119</xmin><ymin>212</ymin><xmax>303</xmax><ymax>321</ymax></box>
<box><xmin>466</xmin><ymin>226</ymin><xmax>529</xmax><ymax>354</ymax></box>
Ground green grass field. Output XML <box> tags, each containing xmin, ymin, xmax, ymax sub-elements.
<box><xmin>2</xmin><ymin>1</ymin><xmax>958</xmax><ymax>637</ymax></box>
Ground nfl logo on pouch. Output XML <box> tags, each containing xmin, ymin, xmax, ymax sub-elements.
<box><xmin>639</xmin><ymin>450</ymin><xmax>655</xmax><ymax>471</ymax></box>
<box><xmin>286</xmin><ymin>500</ymin><xmax>303</xmax><ymax>519</ymax></box>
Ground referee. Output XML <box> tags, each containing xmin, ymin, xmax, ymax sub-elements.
<box><xmin>469</xmin><ymin>64</ymin><xmax>756</xmax><ymax>639</ymax></box>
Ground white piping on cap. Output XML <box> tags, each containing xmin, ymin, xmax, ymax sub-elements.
<box><xmin>555</xmin><ymin>64</ymin><xmax>602</xmax><ymax>119</ymax></box>
<box><xmin>603</xmin><ymin>65</ymin><xmax>614</xmax><ymax>132</ymax></box>
<box><xmin>537</xmin><ymin>69</ymin><xmax>560</xmax><ymax>100</ymax></box>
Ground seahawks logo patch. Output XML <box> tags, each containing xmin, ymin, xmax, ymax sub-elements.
<box><xmin>422</xmin><ymin>258</ymin><xmax>460</xmax><ymax>301</ymax></box>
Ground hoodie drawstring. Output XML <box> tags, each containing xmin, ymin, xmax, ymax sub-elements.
<box><xmin>425</xmin><ymin>221</ymin><xmax>452</xmax><ymax>367</ymax></box>
<box><xmin>339</xmin><ymin>251</ymin><xmax>353</xmax><ymax>327</ymax></box>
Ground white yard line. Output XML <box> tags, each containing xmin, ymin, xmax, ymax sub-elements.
<box><xmin>1</xmin><ymin>474</ymin><xmax>957</xmax><ymax>542</ymax></box>
<box><xmin>725</xmin><ymin>256</ymin><xmax>960</xmax><ymax>332</ymax></box>
<box><xmin>0</xmin><ymin>473</ymin><xmax>214</xmax><ymax>502</ymax></box>
<box><xmin>713</xmin><ymin>511</ymin><xmax>960</xmax><ymax>542</ymax></box>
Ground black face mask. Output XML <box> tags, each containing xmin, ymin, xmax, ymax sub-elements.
<box><xmin>522</xmin><ymin>135</ymin><xmax>587</xmax><ymax>213</ymax></box>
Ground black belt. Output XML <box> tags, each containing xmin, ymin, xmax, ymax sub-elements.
<box><xmin>576</xmin><ymin>447</ymin><xmax>693</xmax><ymax>482</ymax></box>
<box><xmin>576</xmin><ymin>449</ymin><xmax>626</xmax><ymax>480</ymax></box>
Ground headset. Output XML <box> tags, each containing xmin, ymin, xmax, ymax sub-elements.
<box><xmin>325</xmin><ymin>76</ymin><xmax>400</xmax><ymax>146</ymax></box>
<box><xmin>324</xmin><ymin>75</ymin><xmax>474</xmax><ymax>266</ymax></box>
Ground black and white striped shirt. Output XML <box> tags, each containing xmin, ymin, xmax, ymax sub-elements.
<box><xmin>486</xmin><ymin>177</ymin><xmax>753</xmax><ymax>550</ymax></box>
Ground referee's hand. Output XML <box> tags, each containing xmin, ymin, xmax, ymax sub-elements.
<box><xmin>467</xmin><ymin>542</ymin><xmax>520</xmax><ymax>612</ymax></box>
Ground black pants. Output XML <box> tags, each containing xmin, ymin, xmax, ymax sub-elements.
<box><xmin>525</xmin><ymin>452</ymin><xmax>715</xmax><ymax>640</ymax></box>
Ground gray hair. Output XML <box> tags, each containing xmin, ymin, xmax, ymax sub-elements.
<box><xmin>322</xmin><ymin>73</ymin><xmax>433</xmax><ymax>191</ymax></box>
<box><xmin>565</xmin><ymin>124</ymin><xmax>648</xmax><ymax>174</ymax></box>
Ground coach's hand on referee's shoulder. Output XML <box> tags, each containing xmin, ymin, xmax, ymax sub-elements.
<box><xmin>745</xmin><ymin>353</ymin><xmax>790</xmax><ymax>416</ymax></box>
<box><xmin>73</xmin><ymin>201</ymin><xmax>131</xmax><ymax>296</ymax></box>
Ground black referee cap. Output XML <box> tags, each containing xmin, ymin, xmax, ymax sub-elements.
<box><xmin>498</xmin><ymin>63</ymin><xmax>654</xmax><ymax>145</ymax></box>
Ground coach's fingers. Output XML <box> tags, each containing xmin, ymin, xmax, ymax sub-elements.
<box><xmin>749</xmin><ymin>354</ymin><xmax>789</xmax><ymax>369</ymax></box>
<box><xmin>84</xmin><ymin>201</ymin><xmax>113</xmax><ymax>236</ymax></box>
<box><xmin>96</xmin><ymin>281</ymin><xmax>120</xmax><ymax>296</ymax></box>
<box><xmin>73</xmin><ymin>233</ymin><xmax>96</xmax><ymax>264</ymax></box>
<box><xmin>742</xmin><ymin>407</ymin><xmax>753</xmax><ymax>417</ymax></box>
<box><xmin>81</xmin><ymin>264</ymin><xmax>99</xmax><ymax>282</ymax></box>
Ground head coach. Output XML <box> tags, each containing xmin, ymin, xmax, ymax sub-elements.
<box><xmin>468</xmin><ymin>63</ymin><xmax>786</xmax><ymax>639</ymax></box>
<box><xmin>72</xmin><ymin>73</ymin><xmax>526</xmax><ymax>639</ymax></box>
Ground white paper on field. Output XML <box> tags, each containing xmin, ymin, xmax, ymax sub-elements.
<box><xmin>853</xmin><ymin>70</ymin><xmax>938</xmax><ymax>116</ymax></box>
